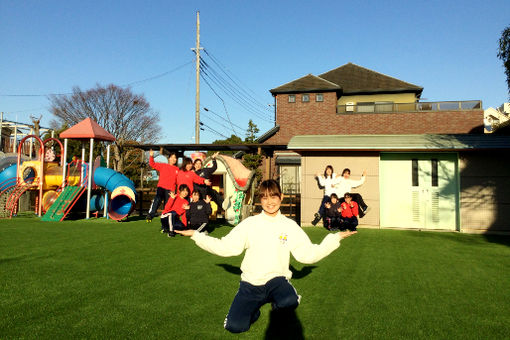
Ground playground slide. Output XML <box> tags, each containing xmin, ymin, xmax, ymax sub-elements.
<box><xmin>93</xmin><ymin>167</ymin><xmax>136</xmax><ymax>220</ymax></box>
<box><xmin>0</xmin><ymin>163</ymin><xmax>17</xmax><ymax>191</ymax></box>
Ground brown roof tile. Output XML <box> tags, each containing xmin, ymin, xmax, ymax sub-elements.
<box><xmin>270</xmin><ymin>74</ymin><xmax>341</xmax><ymax>94</ymax></box>
<box><xmin>319</xmin><ymin>63</ymin><xmax>423</xmax><ymax>95</ymax></box>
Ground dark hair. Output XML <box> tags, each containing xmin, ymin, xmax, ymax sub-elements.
<box><xmin>344</xmin><ymin>193</ymin><xmax>352</xmax><ymax>199</ymax></box>
<box><xmin>180</xmin><ymin>157</ymin><xmax>193</xmax><ymax>171</ymax></box>
<box><xmin>193</xmin><ymin>158</ymin><xmax>202</xmax><ymax>166</ymax></box>
<box><xmin>342</xmin><ymin>168</ymin><xmax>351</xmax><ymax>176</ymax></box>
<box><xmin>324</xmin><ymin>165</ymin><xmax>334</xmax><ymax>178</ymax></box>
<box><xmin>330</xmin><ymin>193</ymin><xmax>339</xmax><ymax>200</ymax></box>
<box><xmin>178</xmin><ymin>184</ymin><xmax>190</xmax><ymax>195</ymax></box>
<box><xmin>258</xmin><ymin>179</ymin><xmax>282</xmax><ymax>198</ymax></box>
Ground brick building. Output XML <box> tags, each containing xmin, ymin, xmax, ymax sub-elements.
<box><xmin>257</xmin><ymin>63</ymin><xmax>510</xmax><ymax>234</ymax></box>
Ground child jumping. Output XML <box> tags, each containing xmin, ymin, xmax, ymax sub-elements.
<box><xmin>160</xmin><ymin>184</ymin><xmax>190</xmax><ymax>237</ymax></box>
<box><xmin>312</xmin><ymin>165</ymin><xmax>338</xmax><ymax>226</ymax></box>
<box><xmin>146</xmin><ymin>149</ymin><xmax>179</xmax><ymax>223</ymax></box>
<box><xmin>176</xmin><ymin>179</ymin><xmax>357</xmax><ymax>333</ymax></box>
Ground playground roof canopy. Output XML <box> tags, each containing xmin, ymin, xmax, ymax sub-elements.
<box><xmin>130</xmin><ymin>143</ymin><xmax>287</xmax><ymax>157</ymax></box>
<box><xmin>60</xmin><ymin>118</ymin><xmax>115</xmax><ymax>142</ymax></box>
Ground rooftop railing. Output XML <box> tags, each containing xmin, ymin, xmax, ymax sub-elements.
<box><xmin>337</xmin><ymin>100</ymin><xmax>482</xmax><ymax>114</ymax></box>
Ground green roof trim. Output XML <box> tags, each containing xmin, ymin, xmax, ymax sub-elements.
<box><xmin>287</xmin><ymin>134</ymin><xmax>510</xmax><ymax>151</ymax></box>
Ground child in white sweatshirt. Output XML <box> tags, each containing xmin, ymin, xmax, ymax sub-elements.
<box><xmin>176</xmin><ymin>179</ymin><xmax>356</xmax><ymax>333</ymax></box>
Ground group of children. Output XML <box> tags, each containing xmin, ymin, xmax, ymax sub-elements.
<box><xmin>147</xmin><ymin>150</ymin><xmax>228</xmax><ymax>237</ymax></box>
<box><xmin>147</xmin><ymin>152</ymin><xmax>359</xmax><ymax>334</ymax></box>
<box><xmin>312</xmin><ymin>165</ymin><xmax>369</xmax><ymax>231</ymax></box>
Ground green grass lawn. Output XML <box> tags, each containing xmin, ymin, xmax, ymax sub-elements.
<box><xmin>1</xmin><ymin>217</ymin><xmax>510</xmax><ymax>339</ymax></box>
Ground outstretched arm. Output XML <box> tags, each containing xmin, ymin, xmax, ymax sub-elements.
<box><xmin>290</xmin><ymin>230</ymin><xmax>357</xmax><ymax>264</ymax></box>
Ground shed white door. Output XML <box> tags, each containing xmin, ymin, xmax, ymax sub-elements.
<box><xmin>380</xmin><ymin>153</ymin><xmax>458</xmax><ymax>230</ymax></box>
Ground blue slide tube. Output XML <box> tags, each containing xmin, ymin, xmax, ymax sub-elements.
<box><xmin>0</xmin><ymin>164</ymin><xmax>17</xmax><ymax>191</ymax></box>
<box><xmin>93</xmin><ymin>167</ymin><xmax>136</xmax><ymax>220</ymax></box>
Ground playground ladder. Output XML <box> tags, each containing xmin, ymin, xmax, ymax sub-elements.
<box><xmin>41</xmin><ymin>186</ymin><xmax>86</xmax><ymax>222</ymax></box>
<box><xmin>5</xmin><ymin>179</ymin><xmax>39</xmax><ymax>218</ymax></box>
<box><xmin>0</xmin><ymin>187</ymin><xmax>15</xmax><ymax>218</ymax></box>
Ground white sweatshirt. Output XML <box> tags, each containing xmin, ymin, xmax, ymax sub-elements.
<box><xmin>191</xmin><ymin>211</ymin><xmax>343</xmax><ymax>286</ymax></box>
<box><xmin>317</xmin><ymin>174</ymin><xmax>338</xmax><ymax>196</ymax></box>
<box><xmin>333</xmin><ymin>175</ymin><xmax>366</xmax><ymax>196</ymax></box>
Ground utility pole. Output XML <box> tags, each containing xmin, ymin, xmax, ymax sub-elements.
<box><xmin>194</xmin><ymin>11</ymin><xmax>201</xmax><ymax>144</ymax></box>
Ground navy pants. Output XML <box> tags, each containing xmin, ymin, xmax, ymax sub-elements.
<box><xmin>317</xmin><ymin>195</ymin><xmax>331</xmax><ymax>217</ymax></box>
<box><xmin>224</xmin><ymin>276</ymin><xmax>300</xmax><ymax>333</ymax></box>
<box><xmin>324</xmin><ymin>216</ymin><xmax>342</xmax><ymax>230</ymax></box>
<box><xmin>339</xmin><ymin>216</ymin><xmax>358</xmax><ymax>231</ymax></box>
<box><xmin>160</xmin><ymin>211</ymin><xmax>186</xmax><ymax>232</ymax></box>
<box><xmin>147</xmin><ymin>187</ymin><xmax>171</xmax><ymax>219</ymax></box>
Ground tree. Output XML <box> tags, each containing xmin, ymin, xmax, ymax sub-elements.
<box><xmin>210</xmin><ymin>134</ymin><xmax>243</xmax><ymax>155</ymax></box>
<box><xmin>497</xmin><ymin>25</ymin><xmax>510</xmax><ymax>98</ymax></box>
<box><xmin>49</xmin><ymin>84</ymin><xmax>161</xmax><ymax>172</ymax></box>
<box><xmin>245</xmin><ymin>119</ymin><xmax>260</xmax><ymax>143</ymax></box>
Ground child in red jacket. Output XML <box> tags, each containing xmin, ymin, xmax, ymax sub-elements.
<box><xmin>339</xmin><ymin>193</ymin><xmax>359</xmax><ymax>231</ymax></box>
<box><xmin>146</xmin><ymin>149</ymin><xmax>179</xmax><ymax>222</ymax></box>
<box><xmin>177</xmin><ymin>157</ymin><xmax>211</xmax><ymax>196</ymax></box>
<box><xmin>161</xmin><ymin>184</ymin><xmax>190</xmax><ymax>237</ymax></box>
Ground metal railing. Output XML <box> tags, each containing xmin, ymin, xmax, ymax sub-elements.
<box><xmin>337</xmin><ymin>100</ymin><xmax>482</xmax><ymax>114</ymax></box>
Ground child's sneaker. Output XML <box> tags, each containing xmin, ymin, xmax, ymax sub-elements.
<box><xmin>167</xmin><ymin>231</ymin><xmax>176</xmax><ymax>237</ymax></box>
<box><xmin>146</xmin><ymin>217</ymin><xmax>152</xmax><ymax>223</ymax></box>
<box><xmin>311</xmin><ymin>213</ymin><xmax>321</xmax><ymax>226</ymax></box>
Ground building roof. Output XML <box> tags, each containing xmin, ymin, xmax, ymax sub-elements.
<box><xmin>270</xmin><ymin>63</ymin><xmax>423</xmax><ymax>96</ymax></box>
<box><xmin>270</xmin><ymin>74</ymin><xmax>341</xmax><ymax>94</ymax></box>
<box><xmin>60</xmin><ymin>118</ymin><xmax>116</xmax><ymax>141</ymax></box>
<box><xmin>288</xmin><ymin>134</ymin><xmax>510</xmax><ymax>151</ymax></box>
<box><xmin>319</xmin><ymin>63</ymin><xmax>423</xmax><ymax>95</ymax></box>
<box><xmin>128</xmin><ymin>143</ymin><xmax>288</xmax><ymax>157</ymax></box>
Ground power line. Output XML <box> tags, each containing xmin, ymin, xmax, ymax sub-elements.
<box><xmin>203</xmin><ymin>48</ymin><xmax>273</xmax><ymax>114</ymax></box>
<box><xmin>199</xmin><ymin>71</ymin><xmax>240</xmax><ymax>136</ymax></box>
<box><xmin>201</xmin><ymin>113</ymin><xmax>236</xmax><ymax>136</ymax></box>
<box><xmin>0</xmin><ymin>60</ymin><xmax>194</xmax><ymax>97</ymax></box>
<box><xmin>202</xmin><ymin>106</ymin><xmax>244</xmax><ymax>131</ymax></box>
<box><xmin>200</xmin><ymin>121</ymin><xmax>228</xmax><ymax>139</ymax></box>
<box><xmin>200</xmin><ymin>58</ymin><xmax>273</xmax><ymax>120</ymax></box>
<box><xmin>200</xmin><ymin>61</ymin><xmax>274</xmax><ymax>123</ymax></box>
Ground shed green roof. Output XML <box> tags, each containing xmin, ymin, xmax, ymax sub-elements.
<box><xmin>287</xmin><ymin>134</ymin><xmax>510</xmax><ymax>151</ymax></box>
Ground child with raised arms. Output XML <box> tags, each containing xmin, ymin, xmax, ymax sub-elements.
<box><xmin>146</xmin><ymin>149</ymin><xmax>179</xmax><ymax>222</ymax></box>
<box><xmin>160</xmin><ymin>184</ymin><xmax>190</xmax><ymax>237</ymax></box>
<box><xmin>176</xmin><ymin>179</ymin><xmax>356</xmax><ymax>333</ymax></box>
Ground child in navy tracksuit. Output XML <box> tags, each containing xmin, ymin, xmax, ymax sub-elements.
<box><xmin>160</xmin><ymin>184</ymin><xmax>190</xmax><ymax>237</ymax></box>
<box><xmin>324</xmin><ymin>193</ymin><xmax>342</xmax><ymax>231</ymax></box>
<box><xmin>187</xmin><ymin>191</ymin><xmax>212</xmax><ymax>232</ymax></box>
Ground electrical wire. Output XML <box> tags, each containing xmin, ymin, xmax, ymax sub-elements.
<box><xmin>200</xmin><ymin>58</ymin><xmax>273</xmax><ymax>120</ymax></box>
<box><xmin>203</xmin><ymin>49</ymin><xmax>273</xmax><ymax>114</ymax></box>
<box><xmin>0</xmin><ymin>60</ymin><xmax>194</xmax><ymax>97</ymax></box>
<box><xmin>200</xmin><ymin>60</ymin><xmax>274</xmax><ymax>123</ymax></box>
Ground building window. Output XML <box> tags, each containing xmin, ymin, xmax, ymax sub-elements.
<box><xmin>288</xmin><ymin>94</ymin><xmax>295</xmax><ymax>103</ymax></box>
<box><xmin>316</xmin><ymin>93</ymin><xmax>323</xmax><ymax>102</ymax></box>
<box><xmin>302</xmin><ymin>94</ymin><xmax>310</xmax><ymax>102</ymax></box>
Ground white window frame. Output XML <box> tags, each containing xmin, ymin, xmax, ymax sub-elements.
<box><xmin>316</xmin><ymin>93</ymin><xmax>324</xmax><ymax>102</ymax></box>
<box><xmin>288</xmin><ymin>94</ymin><xmax>296</xmax><ymax>103</ymax></box>
<box><xmin>302</xmin><ymin>94</ymin><xmax>310</xmax><ymax>102</ymax></box>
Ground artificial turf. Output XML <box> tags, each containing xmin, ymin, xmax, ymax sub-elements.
<box><xmin>1</xmin><ymin>217</ymin><xmax>510</xmax><ymax>339</ymax></box>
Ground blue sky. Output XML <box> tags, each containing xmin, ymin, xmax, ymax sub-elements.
<box><xmin>1</xmin><ymin>0</ymin><xmax>509</xmax><ymax>144</ymax></box>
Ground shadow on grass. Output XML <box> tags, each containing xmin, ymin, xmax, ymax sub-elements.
<box><xmin>216</xmin><ymin>263</ymin><xmax>242</xmax><ymax>275</ymax></box>
<box><xmin>264</xmin><ymin>309</ymin><xmax>304</xmax><ymax>340</ymax></box>
<box><xmin>290</xmin><ymin>265</ymin><xmax>317</xmax><ymax>279</ymax></box>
